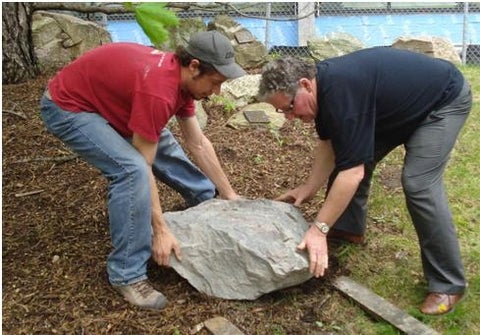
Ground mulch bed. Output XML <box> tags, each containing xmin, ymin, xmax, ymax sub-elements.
<box><xmin>3</xmin><ymin>73</ymin><xmax>351</xmax><ymax>334</ymax></box>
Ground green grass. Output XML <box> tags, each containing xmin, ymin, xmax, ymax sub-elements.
<box><xmin>332</xmin><ymin>66</ymin><xmax>480</xmax><ymax>334</ymax></box>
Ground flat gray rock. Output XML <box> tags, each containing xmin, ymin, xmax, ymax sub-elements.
<box><xmin>164</xmin><ymin>199</ymin><xmax>312</xmax><ymax>300</ymax></box>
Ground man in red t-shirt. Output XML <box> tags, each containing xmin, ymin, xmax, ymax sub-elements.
<box><xmin>40</xmin><ymin>31</ymin><xmax>246</xmax><ymax>309</ymax></box>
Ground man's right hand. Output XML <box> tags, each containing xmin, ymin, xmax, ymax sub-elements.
<box><xmin>151</xmin><ymin>228</ymin><xmax>182</xmax><ymax>267</ymax></box>
<box><xmin>275</xmin><ymin>184</ymin><xmax>316</xmax><ymax>207</ymax></box>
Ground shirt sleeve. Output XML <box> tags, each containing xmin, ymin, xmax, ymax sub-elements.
<box><xmin>176</xmin><ymin>98</ymin><xmax>195</xmax><ymax>118</ymax></box>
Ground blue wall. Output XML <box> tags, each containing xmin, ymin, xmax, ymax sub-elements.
<box><xmin>315</xmin><ymin>13</ymin><xmax>480</xmax><ymax>47</ymax></box>
<box><xmin>106</xmin><ymin>13</ymin><xmax>480</xmax><ymax>48</ymax></box>
<box><xmin>107</xmin><ymin>21</ymin><xmax>152</xmax><ymax>45</ymax></box>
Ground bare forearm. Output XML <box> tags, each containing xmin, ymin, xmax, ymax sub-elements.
<box><xmin>315</xmin><ymin>165</ymin><xmax>364</xmax><ymax>226</ymax></box>
<box><xmin>178</xmin><ymin>117</ymin><xmax>237</xmax><ymax>199</ymax></box>
<box><xmin>148</xmin><ymin>169</ymin><xmax>169</xmax><ymax>234</ymax></box>
<box><xmin>305</xmin><ymin>140</ymin><xmax>335</xmax><ymax>193</ymax></box>
<box><xmin>188</xmin><ymin>137</ymin><xmax>237</xmax><ymax>198</ymax></box>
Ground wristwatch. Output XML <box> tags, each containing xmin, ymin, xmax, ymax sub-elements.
<box><xmin>313</xmin><ymin>221</ymin><xmax>330</xmax><ymax>235</ymax></box>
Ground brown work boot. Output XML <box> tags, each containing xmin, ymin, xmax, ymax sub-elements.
<box><xmin>327</xmin><ymin>228</ymin><xmax>365</xmax><ymax>244</ymax></box>
<box><xmin>420</xmin><ymin>292</ymin><xmax>463</xmax><ymax>315</ymax></box>
<box><xmin>114</xmin><ymin>280</ymin><xmax>168</xmax><ymax>310</ymax></box>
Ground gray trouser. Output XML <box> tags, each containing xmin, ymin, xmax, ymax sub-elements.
<box><xmin>328</xmin><ymin>80</ymin><xmax>472</xmax><ymax>294</ymax></box>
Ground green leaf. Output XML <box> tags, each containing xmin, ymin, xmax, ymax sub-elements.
<box><xmin>134</xmin><ymin>3</ymin><xmax>179</xmax><ymax>47</ymax></box>
<box><xmin>123</xmin><ymin>2</ymin><xmax>135</xmax><ymax>11</ymax></box>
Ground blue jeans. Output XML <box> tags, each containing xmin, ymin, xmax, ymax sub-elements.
<box><xmin>40</xmin><ymin>95</ymin><xmax>215</xmax><ymax>285</ymax></box>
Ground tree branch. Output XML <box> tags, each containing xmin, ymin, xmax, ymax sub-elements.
<box><xmin>32</xmin><ymin>2</ymin><xmax>131</xmax><ymax>14</ymax></box>
<box><xmin>31</xmin><ymin>2</ymin><xmax>220</xmax><ymax>14</ymax></box>
<box><xmin>31</xmin><ymin>2</ymin><xmax>304</xmax><ymax>22</ymax></box>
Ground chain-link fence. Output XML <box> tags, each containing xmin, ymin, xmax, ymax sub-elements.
<box><xmin>313</xmin><ymin>2</ymin><xmax>480</xmax><ymax>64</ymax></box>
<box><xmin>81</xmin><ymin>2</ymin><xmax>480</xmax><ymax>64</ymax></box>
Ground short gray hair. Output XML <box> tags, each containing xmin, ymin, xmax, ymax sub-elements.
<box><xmin>257</xmin><ymin>57</ymin><xmax>317</xmax><ymax>101</ymax></box>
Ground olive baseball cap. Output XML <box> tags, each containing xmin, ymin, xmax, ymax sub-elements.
<box><xmin>186</xmin><ymin>31</ymin><xmax>246</xmax><ymax>79</ymax></box>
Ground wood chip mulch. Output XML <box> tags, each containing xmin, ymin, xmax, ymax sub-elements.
<box><xmin>3</xmin><ymin>73</ymin><xmax>350</xmax><ymax>334</ymax></box>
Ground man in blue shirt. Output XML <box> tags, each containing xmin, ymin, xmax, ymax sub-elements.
<box><xmin>257</xmin><ymin>47</ymin><xmax>471</xmax><ymax>315</ymax></box>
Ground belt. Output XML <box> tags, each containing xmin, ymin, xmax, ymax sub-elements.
<box><xmin>44</xmin><ymin>89</ymin><xmax>52</xmax><ymax>99</ymax></box>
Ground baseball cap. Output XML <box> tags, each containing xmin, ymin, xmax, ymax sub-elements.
<box><xmin>186</xmin><ymin>31</ymin><xmax>246</xmax><ymax>79</ymax></box>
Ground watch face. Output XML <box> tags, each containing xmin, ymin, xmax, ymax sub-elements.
<box><xmin>315</xmin><ymin>221</ymin><xmax>329</xmax><ymax>234</ymax></box>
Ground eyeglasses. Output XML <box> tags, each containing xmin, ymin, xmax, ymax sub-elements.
<box><xmin>275</xmin><ymin>92</ymin><xmax>296</xmax><ymax>114</ymax></box>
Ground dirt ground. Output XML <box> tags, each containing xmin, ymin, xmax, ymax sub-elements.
<box><xmin>2</xmin><ymin>72</ymin><xmax>370</xmax><ymax>334</ymax></box>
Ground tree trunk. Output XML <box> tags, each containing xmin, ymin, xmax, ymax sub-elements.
<box><xmin>2</xmin><ymin>2</ymin><xmax>40</xmax><ymax>84</ymax></box>
<box><xmin>1</xmin><ymin>2</ymin><xmax>202</xmax><ymax>84</ymax></box>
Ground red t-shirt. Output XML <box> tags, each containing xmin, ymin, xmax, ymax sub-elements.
<box><xmin>48</xmin><ymin>42</ymin><xmax>195</xmax><ymax>142</ymax></box>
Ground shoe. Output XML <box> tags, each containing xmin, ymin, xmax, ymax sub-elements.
<box><xmin>420</xmin><ymin>292</ymin><xmax>463</xmax><ymax>315</ymax></box>
<box><xmin>327</xmin><ymin>229</ymin><xmax>365</xmax><ymax>244</ymax></box>
<box><xmin>114</xmin><ymin>280</ymin><xmax>168</xmax><ymax>310</ymax></box>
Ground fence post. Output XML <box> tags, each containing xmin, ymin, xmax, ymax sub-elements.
<box><xmin>462</xmin><ymin>2</ymin><xmax>469</xmax><ymax>65</ymax></box>
<box><xmin>298</xmin><ymin>2</ymin><xmax>315</xmax><ymax>46</ymax></box>
<box><xmin>265</xmin><ymin>2</ymin><xmax>272</xmax><ymax>50</ymax></box>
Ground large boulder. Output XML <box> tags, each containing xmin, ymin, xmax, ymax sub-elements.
<box><xmin>308</xmin><ymin>32</ymin><xmax>365</xmax><ymax>61</ymax></box>
<box><xmin>164</xmin><ymin>199</ymin><xmax>312</xmax><ymax>300</ymax></box>
<box><xmin>160</xmin><ymin>17</ymin><xmax>207</xmax><ymax>51</ymax></box>
<box><xmin>221</xmin><ymin>74</ymin><xmax>262</xmax><ymax>108</ymax></box>
<box><xmin>32</xmin><ymin>11</ymin><xmax>111</xmax><ymax>70</ymax></box>
<box><xmin>392</xmin><ymin>36</ymin><xmax>461</xmax><ymax>64</ymax></box>
<box><xmin>210</xmin><ymin>15</ymin><xmax>268</xmax><ymax>70</ymax></box>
